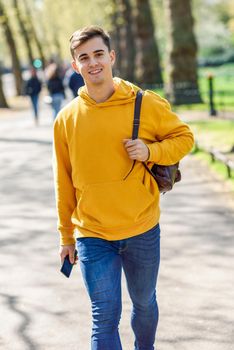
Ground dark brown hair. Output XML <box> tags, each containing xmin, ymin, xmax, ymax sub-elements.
<box><xmin>69</xmin><ymin>25</ymin><xmax>111</xmax><ymax>58</ymax></box>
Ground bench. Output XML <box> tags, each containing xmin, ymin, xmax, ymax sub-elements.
<box><xmin>210</xmin><ymin>149</ymin><xmax>234</xmax><ymax>178</ymax></box>
<box><xmin>194</xmin><ymin>142</ymin><xmax>234</xmax><ymax>178</ymax></box>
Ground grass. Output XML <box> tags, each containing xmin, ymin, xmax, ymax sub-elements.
<box><xmin>188</xmin><ymin>119</ymin><xmax>234</xmax><ymax>151</ymax></box>
<box><xmin>198</xmin><ymin>63</ymin><xmax>234</xmax><ymax>110</ymax></box>
<box><xmin>188</xmin><ymin>119</ymin><xmax>234</xmax><ymax>189</ymax></box>
<box><xmin>155</xmin><ymin>63</ymin><xmax>234</xmax><ymax>111</ymax></box>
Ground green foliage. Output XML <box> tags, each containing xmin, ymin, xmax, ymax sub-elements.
<box><xmin>40</xmin><ymin>0</ymin><xmax>114</xmax><ymax>60</ymax></box>
<box><xmin>193</xmin><ymin>0</ymin><xmax>234</xmax><ymax>59</ymax></box>
<box><xmin>171</xmin><ymin>63</ymin><xmax>234</xmax><ymax>111</ymax></box>
<box><xmin>1</xmin><ymin>0</ymin><xmax>234</xmax><ymax>74</ymax></box>
<box><xmin>1</xmin><ymin>0</ymin><xmax>114</xmax><ymax>64</ymax></box>
<box><xmin>154</xmin><ymin>63</ymin><xmax>234</xmax><ymax>112</ymax></box>
<box><xmin>199</xmin><ymin>64</ymin><xmax>234</xmax><ymax>109</ymax></box>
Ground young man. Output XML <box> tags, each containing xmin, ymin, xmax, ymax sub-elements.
<box><xmin>53</xmin><ymin>26</ymin><xmax>194</xmax><ymax>350</ymax></box>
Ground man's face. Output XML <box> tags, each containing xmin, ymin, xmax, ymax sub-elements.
<box><xmin>71</xmin><ymin>36</ymin><xmax>115</xmax><ymax>87</ymax></box>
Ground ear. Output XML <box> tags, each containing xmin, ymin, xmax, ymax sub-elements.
<box><xmin>110</xmin><ymin>50</ymin><xmax>116</xmax><ymax>67</ymax></box>
<box><xmin>71</xmin><ymin>60</ymin><xmax>80</xmax><ymax>74</ymax></box>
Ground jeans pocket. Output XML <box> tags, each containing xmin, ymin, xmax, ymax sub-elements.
<box><xmin>76</xmin><ymin>237</ymin><xmax>108</xmax><ymax>263</ymax></box>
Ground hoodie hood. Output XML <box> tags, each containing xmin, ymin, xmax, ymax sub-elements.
<box><xmin>78</xmin><ymin>77</ymin><xmax>140</xmax><ymax>107</ymax></box>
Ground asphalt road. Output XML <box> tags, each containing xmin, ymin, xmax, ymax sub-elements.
<box><xmin>0</xmin><ymin>105</ymin><xmax>234</xmax><ymax>350</ymax></box>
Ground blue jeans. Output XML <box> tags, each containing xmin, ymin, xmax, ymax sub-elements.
<box><xmin>77</xmin><ymin>224</ymin><xmax>160</xmax><ymax>350</ymax></box>
<box><xmin>51</xmin><ymin>93</ymin><xmax>64</xmax><ymax>118</ymax></box>
<box><xmin>30</xmin><ymin>94</ymin><xmax>39</xmax><ymax>120</ymax></box>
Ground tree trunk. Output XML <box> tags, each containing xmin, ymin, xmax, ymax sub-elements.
<box><xmin>118</xmin><ymin>0</ymin><xmax>136</xmax><ymax>81</ymax></box>
<box><xmin>110</xmin><ymin>0</ymin><xmax>123</xmax><ymax>76</ymax></box>
<box><xmin>164</xmin><ymin>0</ymin><xmax>202</xmax><ymax>104</ymax></box>
<box><xmin>0</xmin><ymin>0</ymin><xmax>24</xmax><ymax>95</ymax></box>
<box><xmin>13</xmin><ymin>0</ymin><xmax>34</xmax><ymax>66</ymax></box>
<box><xmin>0</xmin><ymin>69</ymin><xmax>9</xmax><ymax>108</ymax></box>
<box><xmin>53</xmin><ymin>28</ymin><xmax>63</xmax><ymax>60</ymax></box>
<box><xmin>22</xmin><ymin>0</ymin><xmax>46</xmax><ymax>68</ymax></box>
<box><xmin>135</xmin><ymin>0</ymin><xmax>163</xmax><ymax>86</ymax></box>
<box><xmin>110</xmin><ymin>0</ymin><xmax>136</xmax><ymax>81</ymax></box>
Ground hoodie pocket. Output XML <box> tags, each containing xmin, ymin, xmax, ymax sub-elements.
<box><xmin>77</xmin><ymin>178</ymin><xmax>155</xmax><ymax>229</ymax></box>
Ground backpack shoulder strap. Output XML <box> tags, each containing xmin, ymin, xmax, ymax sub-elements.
<box><xmin>123</xmin><ymin>90</ymin><xmax>143</xmax><ymax>180</ymax></box>
<box><xmin>133</xmin><ymin>91</ymin><xmax>155</xmax><ymax>177</ymax></box>
<box><xmin>132</xmin><ymin>90</ymin><xmax>143</xmax><ymax>140</ymax></box>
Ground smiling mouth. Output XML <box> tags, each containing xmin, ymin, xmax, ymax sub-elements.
<box><xmin>89</xmin><ymin>69</ymin><xmax>102</xmax><ymax>75</ymax></box>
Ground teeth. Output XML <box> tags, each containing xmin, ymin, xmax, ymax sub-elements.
<box><xmin>90</xmin><ymin>69</ymin><xmax>101</xmax><ymax>74</ymax></box>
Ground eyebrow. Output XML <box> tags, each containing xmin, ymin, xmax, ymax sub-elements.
<box><xmin>78</xmin><ymin>49</ymin><xmax>105</xmax><ymax>59</ymax></box>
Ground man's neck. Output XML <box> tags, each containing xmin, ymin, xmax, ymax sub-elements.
<box><xmin>85</xmin><ymin>80</ymin><xmax>115</xmax><ymax>103</ymax></box>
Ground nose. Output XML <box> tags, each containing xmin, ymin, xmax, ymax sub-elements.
<box><xmin>88</xmin><ymin>56</ymin><xmax>98</xmax><ymax>67</ymax></box>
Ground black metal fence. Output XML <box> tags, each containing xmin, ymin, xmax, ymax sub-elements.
<box><xmin>139</xmin><ymin>76</ymin><xmax>234</xmax><ymax>117</ymax></box>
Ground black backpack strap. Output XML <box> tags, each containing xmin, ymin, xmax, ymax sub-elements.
<box><xmin>123</xmin><ymin>90</ymin><xmax>143</xmax><ymax>180</ymax></box>
<box><xmin>132</xmin><ymin>90</ymin><xmax>157</xmax><ymax>180</ymax></box>
<box><xmin>132</xmin><ymin>90</ymin><xmax>143</xmax><ymax>140</ymax></box>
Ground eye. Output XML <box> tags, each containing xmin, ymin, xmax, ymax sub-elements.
<box><xmin>80</xmin><ymin>56</ymin><xmax>88</xmax><ymax>62</ymax></box>
<box><xmin>96</xmin><ymin>52</ymin><xmax>104</xmax><ymax>57</ymax></box>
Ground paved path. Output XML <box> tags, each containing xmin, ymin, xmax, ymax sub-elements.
<box><xmin>0</xmin><ymin>106</ymin><xmax>234</xmax><ymax>350</ymax></box>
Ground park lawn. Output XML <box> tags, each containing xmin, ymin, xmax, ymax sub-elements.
<box><xmin>188</xmin><ymin>119</ymin><xmax>234</xmax><ymax>189</ymax></box>
<box><xmin>155</xmin><ymin>63</ymin><xmax>234</xmax><ymax>112</ymax></box>
<box><xmin>199</xmin><ymin>63</ymin><xmax>234</xmax><ymax>91</ymax></box>
<box><xmin>198</xmin><ymin>63</ymin><xmax>234</xmax><ymax>110</ymax></box>
<box><xmin>188</xmin><ymin>119</ymin><xmax>234</xmax><ymax>151</ymax></box>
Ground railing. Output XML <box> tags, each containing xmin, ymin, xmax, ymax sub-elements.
<box><xmin>141</xmin><ymin>75</ymin><xmax>234</xmax><ymax>116</ymax></box>
<box><xmin>194</xmin><ymin>142</ymin><xmax>234</xmax><ymax>178</ymax></box>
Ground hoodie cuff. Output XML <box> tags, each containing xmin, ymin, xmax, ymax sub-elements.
<box><xmin>59</xmin><ymin>228</ymin><xmax>76</xmax><ymax>246</ymax></box>
<box><xmin>147</xmin><ymin>142</ymin><xmax>162</xmax><ymax>163</ymax></box>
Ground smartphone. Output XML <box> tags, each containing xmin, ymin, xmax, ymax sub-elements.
<box><xmin>60</xmin><ymin>249</ymin><xmax>77</xmax><ymax>278</ymax></box>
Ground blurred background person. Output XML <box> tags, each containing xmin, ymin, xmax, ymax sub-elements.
<box><xmin>68</xmin><ymin>71</ymin><xmax>84</xmax><ymax>98</ymax></box>
<box><xmin>25</xmin><ymin>67</ymin><xmax>42</xmax><ymax>125</ymax></box>
<box><xmin>64</xmin><ymin>67</ymin><xmax>85</xmax><ymax>99</ymax></box>
<box><xmin>46</xmin><ymin>63</ymin><xmax>65</xmax><ymax>118</ymax></box>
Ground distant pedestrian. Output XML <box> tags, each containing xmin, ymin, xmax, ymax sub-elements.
<box><xmin>68</xmin><ymin>71</ymin><xmax>84</xmax><ymax>97</ymax></box>
<box><xmin>46</xmin><ymin>63</ymin><xmax>65</xmax><ymax>118</ymax></box>
<box><xmin>25</xmin><ymin>68</ymin><xmax>42</xmax><ymax>125</ymax></box>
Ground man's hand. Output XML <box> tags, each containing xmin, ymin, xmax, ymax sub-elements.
<box><xmin>123</xmin><ymin>138</ymin><xmax>149</xmax><ymax>162</ymax></box>
<box><xmin>59</xmin><ymin>244</ymin><xmax>78</xmax><ymax>265</ymax></box>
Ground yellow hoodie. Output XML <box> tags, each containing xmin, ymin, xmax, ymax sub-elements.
<box><xmin>53</xmin><ymin>78</ymin><xmax>194</xmax><ymax>245</ymax></box>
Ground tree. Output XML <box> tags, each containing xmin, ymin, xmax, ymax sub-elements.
<box><xmin>110</xmin><ymin>0</ymin><xmax>123</xmax><ymax>76</ymax></box>
<box><xmin>0</xmin><ymin>0</ymin><xmax>24</xmax><ymax>95</ymax></box>
<box><xmin>22</xmin><ymin>0</ymin><xmax>46</xmax><ymax>68</ymax></box>
<box><xmin>164</xmin><ymin>0</ymin><xmax>202</xmax><ymax>104</ymax></box>
<box><xmin>41</xmin><ymin>0</ymin><xmax>66</xmax><ymax>60</ymax></box>
<box><xmin>13</xmin><ymin>0</ymin><xmax>34</xmax><ymax>66</ymax></box>
<box><xmin>135</xmin><ymin>0</ymin><xmax>163</xmax><ymax>85</ymax></box>
<box><xmin>110</xmin><ymin>0</ymin><xmax>136</xmax><ymax>80</ymax></box>
<box><xmin>119</xmin><ymin>0</ymin><xmax>136</xmax><ymax>80</ymax></box>
<box><xmin>0</xmin><ymin>66</ymin><xmax>8</xmax><ymax>108</ymax></box>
